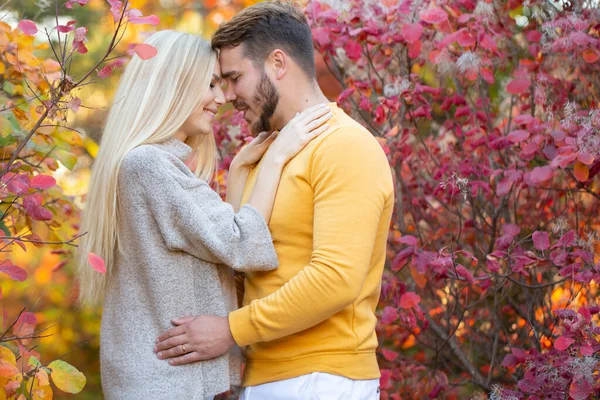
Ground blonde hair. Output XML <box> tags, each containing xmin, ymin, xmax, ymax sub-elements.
<box><xmin>77</xmin><ymin>31</ymin><xmax>217</xmax><ymax>306</ymax></box>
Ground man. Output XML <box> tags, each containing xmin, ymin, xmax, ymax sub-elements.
<box><xmin>155</xmin><ymin>2</ymin><xmax>394</xmax><ymax>398</ymax></box>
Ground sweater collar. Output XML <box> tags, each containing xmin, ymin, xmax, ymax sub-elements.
<box><xmin>154</xmin><ymin>138</ymin><xmax>193</xmax><ymax>161</ymax></box>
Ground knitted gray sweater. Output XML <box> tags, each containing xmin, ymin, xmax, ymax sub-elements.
<box><xmin>100</xmin><ymin>138</ymin><xmax>278</xmax><ymax>399</ymax></box>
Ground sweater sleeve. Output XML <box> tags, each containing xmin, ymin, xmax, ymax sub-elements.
<box><xmin>120</xmin><ymin>148</ymin><xmax>279</xmax><ymax>272</ymax></box>
<box><xmin>228</xmin><ymin>128</ymin><xmax>393</xmax><ymax>346</ymax></box>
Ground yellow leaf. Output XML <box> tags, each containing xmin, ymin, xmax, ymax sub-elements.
<box><xmin>0</xmin><ymin>62</ymin><xmax>5</xmax><ymax>75</ymax></box>
<box><xmin>0</xmin><ymin>346</ymin><xmax>16</xmax><ymax>365</ymax></box>
<box><xmin>48</xmin><ymin>360</ymin><xmax>85</xmax><ymax>394</ymax></box>
<box><xmin>574</xmin><ymin>162</ymin><xmax>589</xmax><ymax>182</ymax></box>
<box><xmin>51</xmin><ymin>129</ymin><xmax>82</xmax><ymax>147</ymax></box>
<box><xmin>84</xmin><ymin>137</ymin><xmax>99</xmax><ymax>158</ymax></box>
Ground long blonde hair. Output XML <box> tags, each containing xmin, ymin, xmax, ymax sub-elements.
<box><xmin>77</xmin><ymin>31</ymin><xmax>217</xmax><ymax>306</ymax></box>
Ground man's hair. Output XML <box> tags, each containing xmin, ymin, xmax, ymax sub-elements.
<box><xmin>211</xmin><ymin>1</ymin><xmax>316</xmax><ymax>79</ymax></box>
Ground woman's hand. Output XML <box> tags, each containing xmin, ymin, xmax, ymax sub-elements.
<box><xmin>265</xmin><ymin>104</ymin><xmax>332</xmax><ymax>166</ymax></box>
<box><xmin>231</xmin><ymin>131</ymin><xmax>277</xmax><ymax>170</ymax></box>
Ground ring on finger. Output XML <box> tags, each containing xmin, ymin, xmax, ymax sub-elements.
<box><xmin>181</xmin><ymin>344</ymin><xmax>187</xmax><ymax>353</ymax></box>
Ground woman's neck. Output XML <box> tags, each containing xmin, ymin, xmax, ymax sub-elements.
<box><xmin>172</xmin><ymin>131</ymin><xmax>189</xmax><ymax>143</ymax></box>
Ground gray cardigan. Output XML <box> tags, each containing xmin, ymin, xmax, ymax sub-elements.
<box><xmin>100</xmin><ymin>139</ymin><xmax>278</xmax><ymax>399</ymax></box>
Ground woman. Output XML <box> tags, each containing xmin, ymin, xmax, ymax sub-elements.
<box><xmin>76</xmin><ymin>31</ymin><xmax>330</xmax><ymax>399</ymax></box>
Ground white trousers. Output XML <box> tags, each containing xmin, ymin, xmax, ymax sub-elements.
<box><xmin>239</xmin><ymin>372</ymin><xmax>380</xmax><ymax>400</ymax></box>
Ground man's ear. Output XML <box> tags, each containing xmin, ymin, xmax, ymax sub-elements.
<box><xmin>267</xmin><ymin>49</ymin><xmax>287</xmax><ymax>80</ymax></box>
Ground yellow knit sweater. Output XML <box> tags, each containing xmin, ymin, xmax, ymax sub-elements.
<box><xmin>229</xmin><ymin>103</ymin><xmax>394</xmax><ymax>386</ymax></box>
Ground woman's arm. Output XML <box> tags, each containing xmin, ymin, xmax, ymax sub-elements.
<box><xmin>239</xmin><ymin>104</ymin><xmax>332</xmax><ymax>223</ymax></box>
<box><xmin>225</xmin><ymin>161</ymin><xmax>250</xmax><ymax>212</ymax></box>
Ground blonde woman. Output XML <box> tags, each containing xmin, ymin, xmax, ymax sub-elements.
<box><xmin>76</xmin><ymin>30</ymin><xmax>330</xmax><ymax>399</ymax></box>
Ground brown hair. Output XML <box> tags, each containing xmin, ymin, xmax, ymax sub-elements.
<box><xmin>211</xmin><ymin>1</ymin><xmax>316</xmax><ymax>79</ymax></box>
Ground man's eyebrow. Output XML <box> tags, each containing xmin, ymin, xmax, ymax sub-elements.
<box><xmin>221</xmin><ymin>70</ymin><xmax>239</xmax><ymax>79</ymax></box>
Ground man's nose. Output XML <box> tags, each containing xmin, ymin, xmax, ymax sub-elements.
<box><xmin>225</xmin><ymin>85</ymin><xmax>237</xmax><ymax>103</ymax></box>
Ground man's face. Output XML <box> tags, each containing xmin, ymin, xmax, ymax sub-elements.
<box><xmin>219</xmin><ymin>45</ymin><xmax>280</xmax><ymax>135</ymax></box>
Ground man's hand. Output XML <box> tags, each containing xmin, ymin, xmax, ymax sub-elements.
<box><xmin>154</xmin><ymin>315</ymin><xmax>236</xmax><ymax>366</ymax></box>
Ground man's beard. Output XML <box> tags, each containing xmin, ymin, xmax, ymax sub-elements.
<box><xmin>239</xmin><ymin>71</ymin><xmax>280</xmax><ymax>134</ymax></box>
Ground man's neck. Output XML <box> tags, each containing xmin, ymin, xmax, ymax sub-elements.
<box><xmin>274</xmin><ymin>83</ymin><xmax>330</xmax><ymax>130</ymax></box>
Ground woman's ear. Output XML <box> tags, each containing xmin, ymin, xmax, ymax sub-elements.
<box><xmin>268</xmin><ymin>49</ymin><xmax>287</xmax><ymax>80</ymax></box>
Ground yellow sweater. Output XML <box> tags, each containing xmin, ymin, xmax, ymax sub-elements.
<box><xmin>229</xmin><ymin>103</ymin><xmax>394</xmax><ymax>386</ymax></box>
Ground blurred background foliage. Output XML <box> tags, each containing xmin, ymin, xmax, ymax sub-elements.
<box><xmin>3</xmin><ymin>1</ymin><xmax>310</xmax><ymax>398</ymax></box>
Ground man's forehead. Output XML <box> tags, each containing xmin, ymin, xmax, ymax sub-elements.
<box><xmin>219</xmin><ymin>47</ymin><xmax>251</xmax><ymax>76</ymax></box>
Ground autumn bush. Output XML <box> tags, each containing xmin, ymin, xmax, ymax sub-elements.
<box><xmin>299</xmin><ymin>0</ymin><xmax>600</xmax><ymax>398</ymax></box>
<box><xmin>0</xmin><ymin>1</ymin><xmax>160</xmax><ymax>397</ymax></box>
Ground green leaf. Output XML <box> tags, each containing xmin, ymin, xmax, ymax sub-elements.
<box><xmin>2</xmin><ymin>82</ymin><xmax>15</xmax><ymax>96</ymax></box>
<box><xmin>0</xmin><ymin>220</ymin><xmax>9</xmax><ymax>237</ymax></box>
<box><xmin>54</xmin><ymin>149</ymin><xmax>78</xmax><ymax>170</ymax></box>
<box><xmin>28</xmin><ymin>355</ymin><xmax>42</xmax><ymax>367</ymax></box>
<box><xmin>48</xmin><ymin>360</ymin><xmax>86</xmax><ymax>394</ymax></box>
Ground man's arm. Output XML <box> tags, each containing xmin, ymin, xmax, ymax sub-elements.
<box><xmin>229</xmin><ymin>127</ymin><xmax>393</xmax><ymax>346</ymax></box>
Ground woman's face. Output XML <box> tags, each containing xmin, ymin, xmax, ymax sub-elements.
<box><xmin>179</xmin><ymin>62</ymin><xmax>225</xmax><ymax>137</ymax></box>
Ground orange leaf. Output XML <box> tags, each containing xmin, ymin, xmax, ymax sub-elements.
<box><xmin>582</xmin><ymin>49</ymin><xmax>599</xmax><ymax>63</ymax></box>
<box><xmin>573</xmin><ymin>162</ymin><xmax>589</xmax><ymax>182</ymax></box>
<box><xmin>386</xmin><ymin>126</ymin><xmax>399</xmax><ymax>137</ymax></box>
<box><xmin>411</xmin><ymin>266</ymin><xmax>427</xmax><ymax>288</ymax></box>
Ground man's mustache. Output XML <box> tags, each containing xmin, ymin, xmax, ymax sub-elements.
<box><xmin>233</xmin><ymin>100</ymin><xmax>249</xmax><ymax>110</ymax></box>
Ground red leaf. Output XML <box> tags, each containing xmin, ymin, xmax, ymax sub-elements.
<box><xmin>419</xmin><ymin>6</ymin><xmax>448</xmax><ymax>24</ymax></box>
<box><xmin>402</xmin><ymin>23</ymin><xmax>423</xmax><ymax>44</ymax></box>
<box><xmin>0</xmin><ymin>263</ymin><xmax>28</xmax><ymax>282</ymax></box>
<box><xmin>507</xmin><ymin>79</ymin><xmax>530</xmax><ymax>94</ymax></box>
<box><xmin>480</xmin><ymin>67</ymin><xmax>494</xmax><ymax>84</ymax></box>
<box><xmin>577</xmin><ymin>152</ymin><xmax>594</xmax><ymax>165</ymax></box>
<box><xmin>336</xmin><ymin>87</ymin><xmax>355</xmax><ymax>103</ymax></box>
<box><xmin>407</xmin><ymin>40</ymin><xmax>421</xmax><ymax>59</ymax></box>
<box><xmin>501</xmin><ymin>354</ymin><xmax>519</xmax><ymax>368</ymax></box>
<box><xmin>380</xmin><ymin>306</ymin><xmax>398</xmax><ymax>324</ymax></box>
<box><xmin>554</xmin><ymin>335</ymin><xmax>575</xmax><ymax>351</ymax></box>
<box><xmin>496</xmin><ymin>178</ymin><xmax>512</xmax><ymax>197</ymax></box>
<box><xmin>399</xmin><ymin>292</ymin><xmax>421</xmax><ymax>309</ymax></box>
<box><xmin>13</xmin><ymin>312</ymin><xmax>37</xmax><ymax>335</ymax></box>
<box><xmin>381</xmin><ymin>348</ymin><xmax>398</xmax><ymax>361</ymax></box>
<box><xmin>397</xmin><ymin>235</ymin><xmax>417</xmax><ymax>246</ymax></box>
<box><xmin>98</xmin><ymin>58</ymin><xmax>126</xmax><ymax>79</ymax></box>
<box><xmin>30</xmin><ymin>175</ymin><xmax>56</xmax><ymax>190</ymax></box>
<box><xmin>1</xmin><ymin>173</ymin><xmax>30</xmax><ymax>195</ymax></box>
<box><xmin>57</xmin><ymin>24</ymin><xmax>75</xmax><ymax>33</ymax></box>
<box><xmin>129</xmin><ymin>12</ymin><xmax>160</xmax><ymax>26</ymax></box>
<box><xmin>507</xmin><ymin>129</ymin><xmax>530</xmax><ymax>144</ymax></box>
<box><xmin>345</xmin><ymin>40</ymin><xmax>362</xmax><ymax>61</ymax></box>
<box><xmin>455</xmin><ymin>264</ymin><xmax>475</xmax><ymax>283</ymax></box>
<box><xmin>88</xmin><ymin>252</ymin><xmax>106</xmax><ymax>274</ymax></box>
<box><xmin>532</xmin><ymin>231</ymin><xmax>550</xmax><ymax>251</ymax></box>
<box><xmin>65</xmin><ymin>0</ymin><xmax>88</xmax><ymax>8</ymax></box>
<box><xmin>526</xmin><ymin>30</ymin><xmax>542</xmax><ymax>43</ymax></box>
<box><xmin>391</xmin><ymin>247</ymin><xmax>415</xmax><ymax>271</ymax></box>
<box><xmin>133</xmin><ymin>44</ymin><xmax>158</xmax><ymax>60</ymax></box>
<box><xmin>570</xmin><ymin>375</ymin><xmax>593</xmax><ymax>400</ymax></box>
<box><xmin>18</xmin><ymin>20</ymin><xmax>38</xmax><ymax>36</ymax></box>
<box><xmin>529</xmin><ymin>166</ymin><xmax>554</xmax><ymax>183</ymax></box>
<box><xmin>312</xmin><ymin>27</ymin><xmax>330</xmax><ymax>48</ymax></box>
<box><xmin>580</xmin><ymin>344</ymin><xmax>594</xmax><ymax>356</ymax></box>
<box><xmin>68</xmin><ymin>97</ymin><xmax>82</xmax><ymax>112</ymax></box>
<box><xmin>570</xmin><ymin>31</ymin><xmax>589</xmax><ymax>46</ymax></box>
<box><xmin>457</xmin><ymin>30</ymin><xmax>476</xmax><ymax>47</ymax></box>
